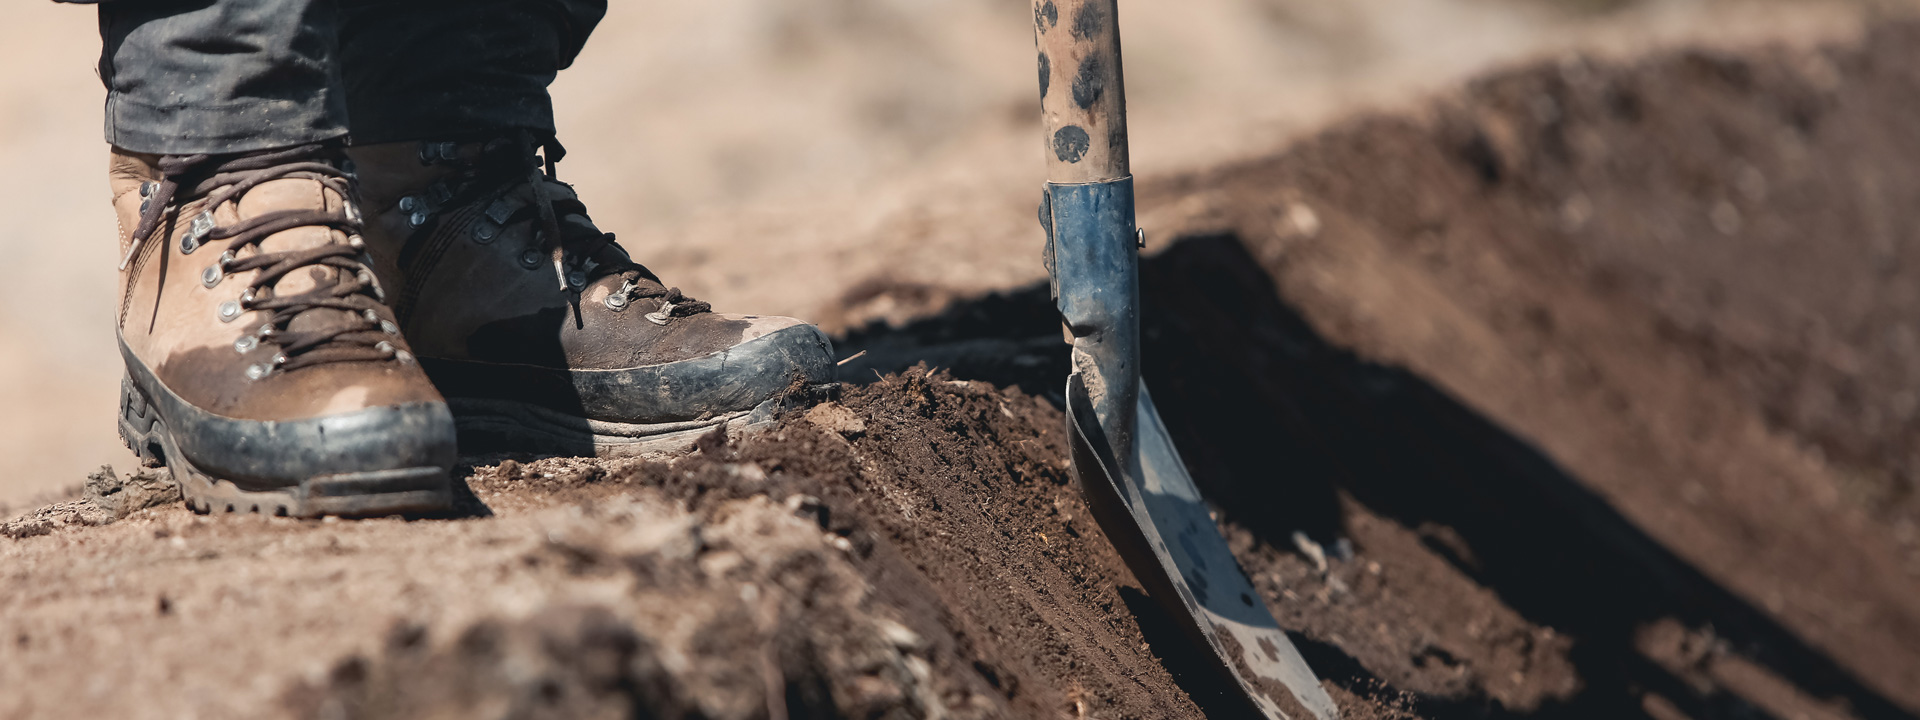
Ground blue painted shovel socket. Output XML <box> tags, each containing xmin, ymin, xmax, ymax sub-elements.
<box><xmin>1044</xmin><ymin>177</ymin><xmax>1340</xmax><ymax>720</ymax></box>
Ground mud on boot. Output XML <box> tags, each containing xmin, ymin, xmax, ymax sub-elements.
<box><xmin>111</xmin><ymin>144</ymin><xmax>457</xmax><ymax>518</ymax></box>
<box><xmin>347</xmin><ymin>134</ymin><xmax>835</xmax><ymax>457</ymax></box>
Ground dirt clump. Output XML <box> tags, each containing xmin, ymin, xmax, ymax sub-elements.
<box><xmin>0</xmin><ymin>465</ymin><xmax>176</xmax><ymax>538</ymax></box>
<box><xmin>289</xmin><ymin>492</ymin><xmax>962</xmax><ymax>720</ymax></box>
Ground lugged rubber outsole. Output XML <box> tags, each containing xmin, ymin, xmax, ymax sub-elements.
<box><xmin>118</xmin><ymin>376</ymin><xmax>454</xmax><ymax>518</ymax></box>
<box><xmin>446</xmin><ymin>397</ymin><xmax>753</xmax><ymax>458</ymax></box>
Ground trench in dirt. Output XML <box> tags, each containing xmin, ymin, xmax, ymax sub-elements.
<box><xmin>839</xmin><ymin>236</ymin><xmax>1910</xmax><ymax>720</ymax></box>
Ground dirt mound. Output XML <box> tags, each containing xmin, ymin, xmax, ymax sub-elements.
<box><xmin>836</xmin><ymin>19</ymin><xmax>1920</xmax><ymax>719</ymax></box>
<box><xmin>282</xmin><ymin>370</ymin><xmax>1396</xmax><ymax>720</ymax></box>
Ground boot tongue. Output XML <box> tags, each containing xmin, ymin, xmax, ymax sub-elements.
<box><xmin>235</xmin><ymin>176</ymin><xmax>359</xmax><ymax>335</ymax></box>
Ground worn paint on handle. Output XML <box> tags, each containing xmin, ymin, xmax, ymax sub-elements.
<box><xmin>1034</xmin><ymin>0</ymin><xmax>1129</xmax><ymax>183</ymax></box>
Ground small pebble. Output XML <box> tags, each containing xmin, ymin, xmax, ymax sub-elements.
<box><xmin>1291</xmin><ymin>531</ymin><xmax>1329</xmax><ymax>573</ymax></box>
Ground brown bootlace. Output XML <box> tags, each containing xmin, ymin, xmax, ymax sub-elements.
<box><xmin>124</xmin><ymin>145</ymin><xmax>402</xmax><ymax>374</ymax></box>
<box><xmin>512</xmin><ymin>131</ymin><xmax>713</xmax><ymax>321</ymax></box>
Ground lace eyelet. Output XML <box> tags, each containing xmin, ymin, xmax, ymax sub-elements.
<box><xmin>181</xmin><ymin>213</ymin><xmax>214</xmax><ymax>254</ymax></box>
<box><xmin>234</xmin><ymin>336</ymin><xmax>258</xmax><ymax>353</ymax></box>
<box><xmin>217</xmin><ymin>300</ymin><xmax>242</xmax><ymax>322</ymax></box>
<box><xmin>645</xmin><ymin>300</ymin><xmax>676</xmax><ymax>326</ymax></box>
<box><xmin>201</xmin><ymin>265</ymin><xmax>223</xmax><ymax>289</ymax></box>
<box><xmin>418</xmin><ymin>141</ymin><xmax>459</xmax><ymax>165</ymax></box>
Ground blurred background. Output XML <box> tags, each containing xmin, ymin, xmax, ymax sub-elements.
<box><xmin>0</xmin><ymin>0</ymin><xmax>1892</xmax><ymax>508</ymax></box>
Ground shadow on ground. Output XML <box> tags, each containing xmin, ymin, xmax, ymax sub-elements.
<box><xmin>835</xmin><ymin>233</ymin><xmax>1916</xmax><ymax>720</ymax></box>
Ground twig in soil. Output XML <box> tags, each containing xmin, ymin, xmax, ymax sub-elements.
<box><xmin>836</xmin><ymin>350</ymin><xmax>868</xmax><ymax>366</ymax></box>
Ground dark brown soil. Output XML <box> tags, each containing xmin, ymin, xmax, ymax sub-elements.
<box><xmin>834</xmin><ymin>18</ymin><xmax>1920</xmax><ymax>720</ymax></box>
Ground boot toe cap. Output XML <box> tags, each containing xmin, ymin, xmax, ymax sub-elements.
<box><xmin>172</xmin><ymin>399</ymin><xmax>459</xmax><ymax>492</ymax></box>
<box><xmin>576</xmin><ymin>317</ymin><xmax>836</xmax><ymax>423</ymax></box>
<box><xmin>127</xmin><ymin>353</ymin><xmax>458</xmax><ymax>490</ymax></box>
<box><xmin>420</xmin><ymin>315</ymin><xmax>837</xmax><ymax>427</ymax></box>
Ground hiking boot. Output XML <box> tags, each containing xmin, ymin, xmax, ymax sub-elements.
<box><xmin>111</xmin><ymin>144</ymin><xmax>456</xmax><ymax>517</ymax></box>
<box><xmin>346</xmin><ymin>134</ymin><xmax>835</xmax><ymax>456</ymax></box>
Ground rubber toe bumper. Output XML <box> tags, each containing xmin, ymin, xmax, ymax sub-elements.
<box><xmin>121</xmin><ymin>348</ymin><xmax>457</xmax><ymax>517</ymax></box>
<box><xmin>423</xmin><ymin>321</ymin><xmax>837</xmax><ymax>426</ymax></box>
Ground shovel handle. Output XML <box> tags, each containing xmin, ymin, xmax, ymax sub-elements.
<box><xmin>1034</xmin><ymin>0</ymin><xmax>1129</xmax><ymax>183</ymax></box>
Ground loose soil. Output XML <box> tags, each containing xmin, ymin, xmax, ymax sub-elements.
<box><xmin>9</xmin><ymin>18</ymin><xmax>1920</xmax><ymax>720</ymax></box>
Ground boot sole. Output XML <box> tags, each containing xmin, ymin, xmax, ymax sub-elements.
<box><xmin>446</xmin><ymin>397</ymin><xmax>756</xmax><ymax>458</ymax></box>
<box><xmin>119</xmin><ymin>376</ymin><xmax>454</xmax><ymax>518</ymax></box>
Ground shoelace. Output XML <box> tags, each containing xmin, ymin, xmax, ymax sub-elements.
<box><xmin>124</xmin><ymin>144</ymin><xmax>404</xmax><ymax>375</ymax></box>
<box><xmin>410</xmin><ymin>131</ymin><xmax>712</xmax><ymax>326</ymax></box>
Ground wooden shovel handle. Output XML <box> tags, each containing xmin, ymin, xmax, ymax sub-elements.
<box><xmin>1034</xmin><ymin>0</ymin><xmax>1129</xmax><ymax>183</ymax></box>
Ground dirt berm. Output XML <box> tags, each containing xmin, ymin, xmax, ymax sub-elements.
<box><xmin>9</xmin><ymin>20</ymin><xmax>1920</xmax><ymax>720</ymax></box>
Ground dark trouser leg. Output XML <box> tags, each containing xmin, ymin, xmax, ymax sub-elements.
<box><xmin>337</xmin><ymin>0</ymin><xmax>606</xmax><ymax>144</ymax></box>
<box><xmin>98</xmin><ymin>0</ymin><xmax>346</xmax><ymax>154</ymax></box>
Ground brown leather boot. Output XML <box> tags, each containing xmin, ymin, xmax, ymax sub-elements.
<box><xmin>112</xmin><ymin>144</ymin><xmax>456</xmax><ymax>517</ymax></box>
<box><xmin>347</xmin><ymin>134</ymin><xmax>834</xmax><ymax>456</ymax></box>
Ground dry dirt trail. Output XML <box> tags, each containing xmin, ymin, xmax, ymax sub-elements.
<box><xmin>8</xmin><ymin>2</ymin><xmax>1920</xmax><ymax>720</ymax></box>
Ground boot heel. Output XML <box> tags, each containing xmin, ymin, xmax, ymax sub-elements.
<box><xmin>117</xmin><ymin>375</ymin><xmax>166</xmax><ymax>469</ymax></box>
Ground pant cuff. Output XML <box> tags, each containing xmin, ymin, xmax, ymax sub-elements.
<box><xmin>345</xmin><ymin>90</ymin><xmax>556</xmax><ymax>146</ymax></box>
<box><xmin>104</xmin><ymin>91</ymin><xmax>349</xmax><ymax>155</ymax></box>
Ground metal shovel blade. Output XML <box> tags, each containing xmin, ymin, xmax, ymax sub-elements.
<box><xmin>1067</xmin><ymin>373</ymin><xmax>1340</xmax><ymax>720</ymax></box>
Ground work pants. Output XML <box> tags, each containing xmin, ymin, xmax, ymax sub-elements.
<box><xmin>65</xmin><ymin>0</ymin><xmax>607</xmax><ymax>154</ymax></box>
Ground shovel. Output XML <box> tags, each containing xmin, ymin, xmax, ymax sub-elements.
<box><xmin>1033</xmin><ymin>3</ymin><xmax>1339</xmax><ymax>718</ymax></box>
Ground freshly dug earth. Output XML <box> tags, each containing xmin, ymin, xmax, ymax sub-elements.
<box><xmin>11</xmin><ymin>19</ymin><xmax>1920</xmax><ymax>720</ymax></box>
<box><xmin>0</xmin><ymin>371</ymin><xmax>1396</xmax><ymax>720</ymax></box>
<box><xmin>837</xmin><ymin>18</ymin><xmax>1920</xmax><ymax>720</ymax></box>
